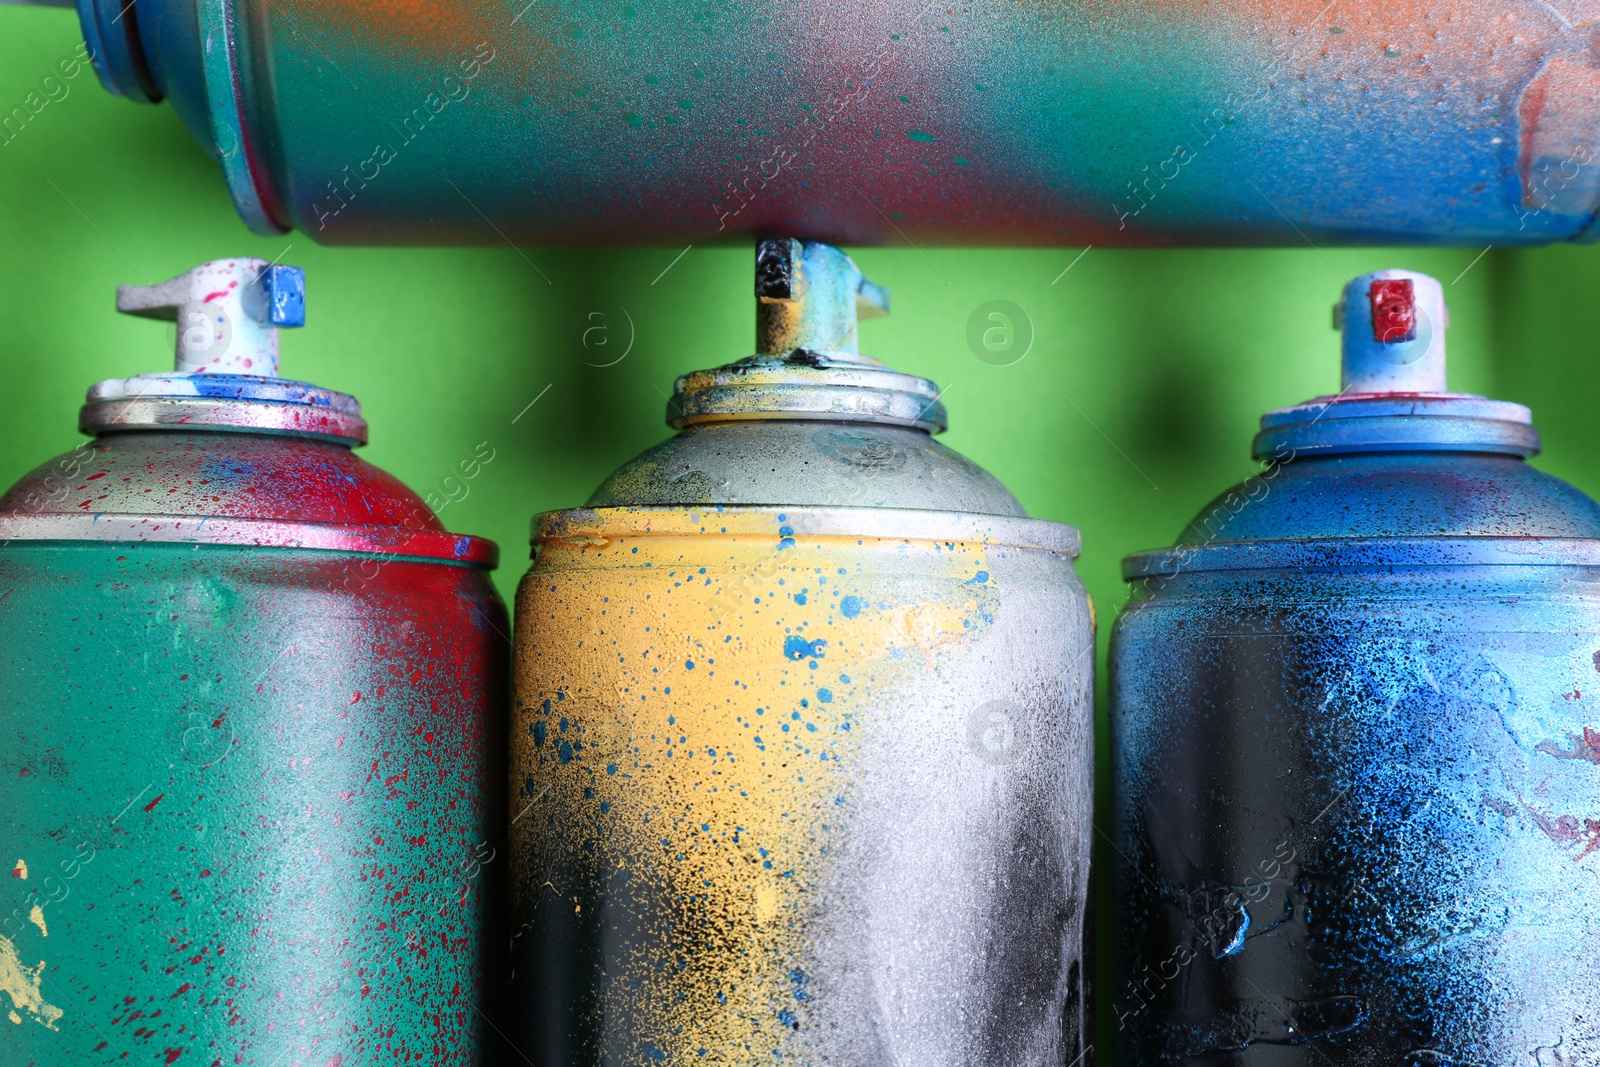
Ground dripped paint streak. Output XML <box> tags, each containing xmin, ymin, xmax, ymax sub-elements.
<box><xmin>0</xmin><ymin>935</ymin><xmax>62</xmax><ymax>1031</ymax></box>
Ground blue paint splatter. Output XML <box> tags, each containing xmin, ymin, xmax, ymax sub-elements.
<box><xmin>783</xmin><ymin>636</ymin><xmax>827</xmax><ymax>660</ymax></box>
<box><xmin>1217</xmin><ymin>903</ymin><xmax>1250</xmax><ymax>957</ymax></box>
<box><xmin>816</xmin><ymin>688</ymin><xmax>833</xmax><ymax>703</ymax></box>
<box><xmin>840</xmin><ymin>595</ymin><xmax>863</xmax><ymax>618</ymax></box>
<box><xmin>790</xmin><ymin>968</ymin><xmax>810</xmax><ymax>1001</ymax></box>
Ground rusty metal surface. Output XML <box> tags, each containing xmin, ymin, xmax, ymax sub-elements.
<box><xmin>67</xmin><ymin>0</ymin><xmax>1600</xmax><ymax>246</ymax></box>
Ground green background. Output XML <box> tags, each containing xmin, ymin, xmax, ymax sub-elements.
<box><xmin>6</xmin><ymin>6</ymin><xmax>1600</xmax><ymax>1055</ymax></box>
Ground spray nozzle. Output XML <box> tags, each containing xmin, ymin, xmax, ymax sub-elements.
<box><xmin>755</xmin><ymin>238</ymin><xmax>888</xmax><ymax>362</ymax></box>
<box><xmin>116</xmin><ymin>258</ymin><xmax>305</xmax><ymax>377</ymax></box>
<box><xmin>1334</xmin><ymin>269</ymin><xmax>1449</xmax><ymax>394</ymax></box>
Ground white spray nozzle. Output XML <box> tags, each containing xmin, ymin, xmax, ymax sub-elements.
<box><xmin>116</xmin><ymin>258</ymin><xmax>306</xmax><ymax>376</ymax></box>
<box><xmin>1336</xmin><ymin>269</ymin><xmax>1449</xmax><ymax>394</ymax></box>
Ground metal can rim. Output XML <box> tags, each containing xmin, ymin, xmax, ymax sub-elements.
<box><xmin>667</xmin><ymin>360</ymin><xmax>949</xmax><ymax>434</ymax></box>
<box><xmin>80</xmin><ymin>397</ymin><xmax>370</xmax><ymax>446</ymax></box>
<box><xmin>1123</xmin><ymin>535</ymin><xmax>1600</xmax><ymax>579</ymax></box>
<box><xmin>0</xmin><ymin>513</ymin><xmax>498</xmax><ymax>567</ymax></box>
<box><xmin>531</xmin><ymin>505</ymin><xmax>1080</xmax><ymax>558</ymax></box>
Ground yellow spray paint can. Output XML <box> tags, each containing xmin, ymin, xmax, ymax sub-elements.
<box><xmin>510</xmin><ymin>241</ymin><xmax>1094</xmax><ymax>1065</ymax></box>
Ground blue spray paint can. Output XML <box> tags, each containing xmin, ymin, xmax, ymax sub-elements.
<box><xmin>1111</xmin><ymin>270</ymin><xmax>1600</xmax><ymax>1064</ymax></box>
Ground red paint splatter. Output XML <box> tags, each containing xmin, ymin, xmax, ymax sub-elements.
<box><xmin>1531</xmin><ymin>809</ymin><xmax>1580</xmax><ymax>844</ymax></box>
<box><xmin>145</xmin><ymin>793</ymin><xmax>165</xmax><ymax>812</ymax></box>
<box><xmin>163</xmin><ymin>1047</ymin><xmax>184</xmax><ymax>1063</ymax></box>
<box><xmin>1579</xmin><ymin>821</ymin><xmax>1600</xmax><ymax>862</ymax></box>
<box><xmin>201</xmin><ymin>290</ymin><xmax>229</xmax><ymax>303</ymax></box>
<box><xmin>1536</xmin><ymin>726</ymin><xmax>1600</xmax><ymax>764</ymax></box>
<box><xmin>1517</xmin><ymin>786</ymin><xmax>1600</xmax><ymax>862</ymax></box>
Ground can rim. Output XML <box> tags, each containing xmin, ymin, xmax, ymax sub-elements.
<box><xmin>667</xmin><ymin>359</ymin><xmax>949</xmax><ymax>434</ymax></box>
<box><xmin>80</xmin><ymin>396</ymin><xmax>369</xmax><ymax>446</ymax></box>
<box><xmin>1123</xmin><ymin>535</ymin><xmax>1600</xmax><ymax>579</ymax></box>
<box><xmin>0</xmin><ymin>513</ymin><xmax>498</xmax><ymax>567</ymax></box>
<box><xmin>532</xmin><ymin>505</ymin><xmax>1081</xmax><ymax>557</ymax></box>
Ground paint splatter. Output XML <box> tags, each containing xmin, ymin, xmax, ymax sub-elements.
<box><xmin>1536</xmin><ymin>726</ymin><xmax>1600</xmax><ymax>764</ymax></box>
<box><xmin>0</xmin><ymin>935</ymin><xmax>63</xmax><ymax>1030</ymax></box>
<box><xmin>513</xmin><ymin>510</ymin><xmax>1069</xmax><ymax>1063</ymax></box>
<box><xmin>783</xmin><ymin>636</ymin><xmax>827</xmax><ymax>661</ymax></box>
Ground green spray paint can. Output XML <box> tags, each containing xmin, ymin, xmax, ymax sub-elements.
<box><xmin>0</xmin><ymin>259</ymin><xmax>508</xmax><ymax>1064</ymax></box>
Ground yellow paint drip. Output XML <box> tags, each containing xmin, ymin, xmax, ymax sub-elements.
<box><xmin>27</xmin><ymin>906</ymin><xmax>46</xmax><ymax>937</ymax></box>
<box><xmin>516</xmin><ymin>522</ymin><xmax>996</xmax><ymax>1062</ymax></box>
<box><xmin>0</xmin><ymin>934</ymin><xmax>63</xmax><ymax>1031</ymax></box>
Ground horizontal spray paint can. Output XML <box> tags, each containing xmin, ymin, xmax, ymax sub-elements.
<box><xmin>0</xmin><ymin>259</ymin><xmax>508</xmax><ymax>1065</ymax></box>
<box><xmin>509</xmin><ymin>240</ymin><xmax>1093</xmax><ymax>1065</ymax></box>
<box><xmin>1111</xmin><ymin>270</ymin><xmax>1600</xmax><ymax>1063</ymax></box>
<box><xmin>48</xmin><ymin>0</ymin><xmax>1600</xmax><ymax>247</ymax></box>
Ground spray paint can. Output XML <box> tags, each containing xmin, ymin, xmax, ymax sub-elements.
<box><xmin>0</xmin><ymin>258</ymin><xmax>508</xmax><ymax>1065</ymax></box>
<box><xmin>509</xmin><ymin>240</ymin><xmax>1093</xmax><ymax>1065</ymax></box>
<box><xmin>1111</xmin><ymin>270</ymin><xmax>1600</xmax><ymax>1063</ymax></box>
<box><xmin>55</xmin><ymin>0</ymin><xmax>1600</xmax><ymax>247</ymax></box>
